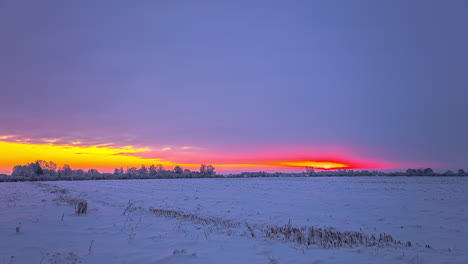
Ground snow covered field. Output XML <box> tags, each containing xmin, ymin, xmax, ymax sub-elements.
<box><xmin>1</xmin><ymin>177</ymin><xmax>467</xmax><ymax>264</ymax></box>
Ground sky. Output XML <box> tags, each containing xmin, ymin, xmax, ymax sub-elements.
<box><xmin>0</xmin><ymin>0</ymin><xmax>467</xmax><ymax>174</ymax></box>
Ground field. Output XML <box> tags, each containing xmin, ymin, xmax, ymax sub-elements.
<box><xmin>1</xmin><ymin>177</ymin><xmax>467</xmax><ymax>263</ymax></box>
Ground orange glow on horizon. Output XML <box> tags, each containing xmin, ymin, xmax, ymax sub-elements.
<box><xmin>0</xmin><ymin>140</ymin><xmax>384</xmax><ymax>174</ymax></box>
<box><xmin>0</xmin><ymin>141</ymin><xmax>186</xmax><ymax>173</ymax></box>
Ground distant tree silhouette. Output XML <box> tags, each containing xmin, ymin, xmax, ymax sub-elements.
<box><xmin>306</xmin><ymin>167</ymin><xmax>315</xmax><ymax>175</ymax></box>
<box><xmin>32</xmin><ymin>162</ymin><xmax>44</xmax><ymax>176</ymax></box>
<box><xmin>149</xmin><ymin>165</ymin><xmax>157</xmax><ymax>176</ymax></box>
<box><xmin>114</xmin><ymin>168</ymin><xmax>124</xmax><ymax>175</ymax></box>
<box><xmin>173</xmin><ymin>166</ymin><xmax>183</xmax><ymax>174</ymax></box>
<box><xmin>206</xmin><ymin>164</ymin><xmax>216</xmax><ymax>176</ymax></box>
<box><xmin>199</xmin><ymin>164</ymin><xmax>215</xmax><ymax>176</ymax></box>
<box><xmin>75</xmin><ymin>169</ymin><xmax>85</xmax><ymax>177</ymax></box>
<box><xmin>156</xmin><ymin>164</ymin><xmax>164</xmax><ymax>172</ymax></box>
<box><xmin>126</xmin><ymin>167</ymin><xmax>137</xmax><ymax>177</ymax></box>
<box><xmin>138</xmin><ymin>165</ymin><xmax>149</xmax><ymax>177</ymax></box>
<box><xmin>5</xmin><ymin>160</ymin><xmax>468</xmax><ymax>183</ymax></box>
<box><xmin>200</xmin><ymin>164</ymin><xmax>206</xmax><ymax>174</ymax></box>
<box><xmin>59</xmin><ymin>164</ymin><xmax>72</xmax><ymax>176</ymax></box>
<box><xmin>443</xmin><ymin>170</ymin><xmax>455</xmax><ymax>176</ymax></box>
<box><xmin>423</xmin><ymin>168</ymin><xmax>434</xmax><ymax>176</ymax></box>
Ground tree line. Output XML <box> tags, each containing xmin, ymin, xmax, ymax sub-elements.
<box><xmin>1</xmin><ymin>160</ymin><xmax>218</xmax><ymax>182</ymax></box>
<box><xmin>226</xmin><ymin>168</ymin><xmax>468</xmax><ymax>178</ymax></box>
<box><xmin>303</xmin><ymin>167</ymin><xmax>468</xmax><ymax>177</ymax></box>
<box><xmin>1</xmin><ymin>160</ymin><xmax>467</xmax><ymax>182</ymax></box>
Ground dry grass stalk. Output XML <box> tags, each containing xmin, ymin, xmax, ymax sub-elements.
<box><xmin>148</xmin><ymin>207</ymin><xmax>241</xmax><ymax>228</ymax></box>
<box><xmin>148</xmin><ymin>208</ymin><xmax>412</xmax><ymax>250</ymax></box>
<box><xmin>88</xmin><ymin>240</ymin><xmax>94</xmax><ymax>255</ymax></box>
<box><xmin>263</xmin><ymin>220</ymin><xmax>411</xmax><ymax>249</ymax></box>
<box><xmin>76</xmin><ymin>200</ymin><xmax>88</xmax><ymax>215</ymax></box>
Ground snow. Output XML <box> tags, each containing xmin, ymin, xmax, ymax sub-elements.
<box><xmin>1</xmin><ymin>177</ymin><xmax>467</xmax><ymax>263</ymax></box>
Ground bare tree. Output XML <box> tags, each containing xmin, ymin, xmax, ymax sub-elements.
<box><xmin>156</xmin><ymin>164</ymin><xmax>164</xmax><ymax>172</ymax></box>
<box><xmin>173</xmin><ymin>166</ymin><xmax>183</xmax><ymax>174</ymax></box>
<box><xmin>126</xmin><ymin>167</ymin><xmax>138</xmax><ymax>177</ymax></box>
<box><xmin>206</xmin><ymin>164</ymin><xmax>215</xmax><ymax>176</ymax></box>
<box><xmin>149</xmin><ymin>165</ymin><xmax>157</xmax><ymax>176</ymax></box>
<box><xmin>200</xmin><ymin>164</ymin><xmax>207</xmax><ymax>175</ymax></box>
<box><xmin>59</xmin><ymin>164</ymin><xmax>72</xmax><ymax>177</ymax></box>
<box><xmin>138</xmin><ymin>165</ymin><xmax>149</xmax><ymax>177</ymax></box>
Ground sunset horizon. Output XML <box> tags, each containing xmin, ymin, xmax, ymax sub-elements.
<box><xmin>0</xmin><ymin>137</ymin><xmax>389</xmax><ymax>174</ymax></box>
<box><xmin>1</xmin><ymin>1</ymin><xmax>467</xmax><ymax>263</ymax></box>
<box><xmin>0</xmin><ymin>134</ymin><xmax>428</xmax><ymax>175</ymax></box>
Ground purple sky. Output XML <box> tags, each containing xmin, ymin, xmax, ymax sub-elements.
<box><xmin>1</xmin><ymin>0</ymin><xmax>467</xmax><ymax>170</ymax></box>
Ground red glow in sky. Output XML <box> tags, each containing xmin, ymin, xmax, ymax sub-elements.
<box><xmin>0</xmin><ymin>136</ymin><xmax>391</xmax><ymax>174</ymax></box>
